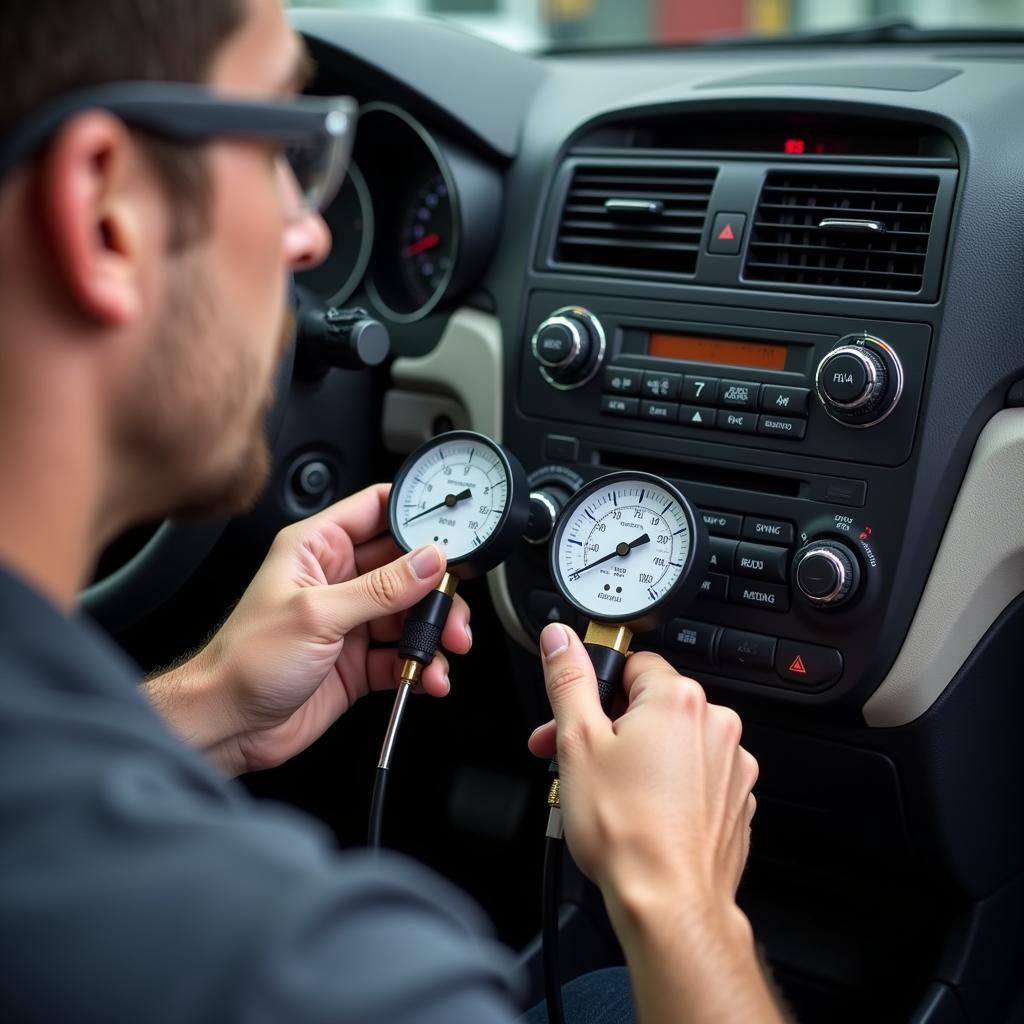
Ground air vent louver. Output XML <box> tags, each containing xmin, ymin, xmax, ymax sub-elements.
<box><xmin>744</xmin><ymin>171</ymin><xmax>940</xmax><ymax>293</ymax></box>
<box><xmin>553</xmin><ymin>163</ymin><xmax>717</xmax><ymax>276</ymax></box>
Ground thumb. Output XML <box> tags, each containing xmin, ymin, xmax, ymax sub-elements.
<box><xmin>538</xmin><ymin>623</ymin><xmax>608</xmax><ymax>750</ymax></box>
<box><xmin>323</xmin><ymin>544</ymin><xmax>447</xmax><ymax>634</ymax></box>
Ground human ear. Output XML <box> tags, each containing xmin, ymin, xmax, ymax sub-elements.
<box><xmin>38</xmin><ymin>112</ymin><xmax>148</xmax><ymax>327</ymax></box>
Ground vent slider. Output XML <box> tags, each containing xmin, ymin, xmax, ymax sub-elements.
<box><xmin>604</xmin><ymin>198</ymin><xmax>665</xmax><ymax>215</ymax></box>
<box><xmin>817</xmin><ymin>218</ymin><xmax>886</xmax><ymax>234</ymax></box>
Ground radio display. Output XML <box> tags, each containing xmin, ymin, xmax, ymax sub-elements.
<box><xmin>648</xmin><ymin>333</ymin><xmax>788</xmax><ymax>371</ymax></box>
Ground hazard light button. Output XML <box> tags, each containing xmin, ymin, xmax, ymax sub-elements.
<box><xmin>707</xmin><ymin>212</ymin><xmax>747</xmax><ymax>255</ymax></box>
<box><xmin>774</xmin><ymin>639</ymin><xmax>843</xmax><ymax>686</ymax></box>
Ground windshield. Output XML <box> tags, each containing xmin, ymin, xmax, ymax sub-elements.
<box><xmin>289</xmin><ymin>0</ymin><xmax>1024</xmax><ymax>51</ymax></box>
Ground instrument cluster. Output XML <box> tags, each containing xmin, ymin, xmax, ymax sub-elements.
<box><xmin>298</xmin><ymin>102</ymin><xmax>501</xmax><ymax>327</ymax></box>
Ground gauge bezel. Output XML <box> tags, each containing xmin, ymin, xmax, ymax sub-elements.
<box><xmin>359</xmin><ymin>102</ymin><xmax>460</xmax><ymax>324</ymax></box>
<box><xmin>549</xmin><ymin>470</ymin><xmax>708</xmax><ymax>632</ymax></box>
<box><xmin>296</xmin><ymin>159</ymin><xmax>374</xmax><ymax>308</ymax></box>
<box><xmin>387</xmin><ymin>430</ymin><xmax>529</xmax><ymax>579</ymax></box>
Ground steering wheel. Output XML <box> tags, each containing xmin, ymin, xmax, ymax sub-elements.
<box><xmin>80</xmin><ymin>329</ymin><xmax>296</xmax><ymax>634</ymax></box>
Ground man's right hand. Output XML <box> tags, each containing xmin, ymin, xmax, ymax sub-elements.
<box><xmin>530</xmin><ymin>623</ymin><xmax>785</xmax><ymax>1024</ymax></box>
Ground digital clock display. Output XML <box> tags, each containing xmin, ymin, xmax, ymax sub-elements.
<box><xmin>648</xmin><ymin>333</ymin><xmax>788</xmax><ymax>371</ymax></box>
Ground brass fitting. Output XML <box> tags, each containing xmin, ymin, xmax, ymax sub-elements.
<box><xmin>583</xmin><ymin>621</ymin><xmax>633</xmax><ymax>655</ymax></box>
<box><xmin>437</xmin><ymin>571</ymin><xmax>459</xmax><ymax>598</ymax></box>
<box><xmin>547</xmin><ymin>778</ymin><xmax>561</xmax><ymax>809</ymax></box>
<box><xmin>399</xmin><ymin>659</ymin><xmax>424</xmax><ymax>686</ymax></box>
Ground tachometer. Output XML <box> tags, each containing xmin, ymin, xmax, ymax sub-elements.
<box><xmin>296</xmin><ymin>160</ymin><xmax>372</xmax><ymax>306</ymax></box>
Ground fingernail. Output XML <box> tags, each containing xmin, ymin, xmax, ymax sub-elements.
<box><xmin>442</xmin><ymin>675</ymin><xmax>451</xmax><ymax>695</ymax></box>
<box><xmin>464</xmin><ymin>623</ymin><xmax>473</xmax><ymax>646</ymax></box>
<box><xmin>540</xmin><ymin>623</ymin><xmax>569</xmax><ymax>660</ymax></box>
<box><xmin>409</xmin><ymin>544</ymin><xmax>442</xmax><ymax>581</ymax></box>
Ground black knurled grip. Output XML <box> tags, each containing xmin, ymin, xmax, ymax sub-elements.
<box><xmin>399</xmin><ymin>588</ymin><xmax>454</xmax><ymax>665</ymax></box>
<box><xmin>583</xmin><ymin>643</ymin><xmax>626</xmax><ymax>715</ymax></box>
<box><xmin>549</xmin><ymin>642</ymin><xmax>626</xmax><ymax>776</ymax></box>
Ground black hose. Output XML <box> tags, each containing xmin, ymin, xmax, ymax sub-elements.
<box><xmin>368</xmin><ymin>766</ymin><xmax>389</xmax><ymax>848</ymax></box>
<box><xmin>542</xmin><ymin>835</ymin><xmax>566</xmax><ymax>1024</ymax></box>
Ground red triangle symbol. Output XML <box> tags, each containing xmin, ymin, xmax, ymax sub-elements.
<box><xmin>717</xmin><ymin>223</ymin><xmax>735</xmax><ymax>241</ymax></box>
<box><xmin>788</xmin><ymin>654</ymin><xmax>808</xmax><ymax>674</ymax></box>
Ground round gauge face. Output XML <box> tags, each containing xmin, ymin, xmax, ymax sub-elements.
<box><xmin>295</xmin><ymin>161</ymin><xmax>372</xmax><ymax>305</ymax></box>
<box><xmin>552</xmin><ymin>475</ymin><xmax>697</xmax><ymax>622</ymax></box>
<box><xmin>390</xmin><ymin>435</ymin><xmax>511</xmax><ymax>564</ymax></box>
<box><xmin>397</xmin><ymin>172</ymin><xmax>453</xmax><ymax>311</ymax></box>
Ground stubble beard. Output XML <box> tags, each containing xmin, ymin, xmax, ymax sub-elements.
<box><xmin>119</xmin><ymin>262</ymin><xmax>293</xmax><ymax>524</ymax></box>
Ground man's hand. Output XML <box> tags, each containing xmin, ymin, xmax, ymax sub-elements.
<box><xmin>530</xmin><ymin>623</ymin><xmax>786</xmax><ymax>1024</ymax></box>
<box><xmin>146</xmin><ymin>484</ymin><xmax>472</xmax><ymax>776</ymax></box>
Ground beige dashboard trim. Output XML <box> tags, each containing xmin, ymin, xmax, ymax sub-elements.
<box><xmin>863</xmin><ymin>408</ymin><xmax>1024</xmax><ymax>727</ymax></box>
<box><xmin>391</xmin><ymin>308</ymin><xmax>535</xmax><ymax>652</ymax></box>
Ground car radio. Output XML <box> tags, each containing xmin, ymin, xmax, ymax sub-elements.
<box><xmin>506</xmin><ymin>290</ymin><xmax>930</xmax><ymax>705</ymax></box>
<box><xmin>519</xmin><ymin>291</ymin><xmax>928</xmax><ymax>467</ymax></box>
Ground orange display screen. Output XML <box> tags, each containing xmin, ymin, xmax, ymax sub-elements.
<box><xmin>649</xmin><ymin>333</ymin><xmax>788</xmax><ymax>371</ymax></box>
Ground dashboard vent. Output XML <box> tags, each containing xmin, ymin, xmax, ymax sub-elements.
<box><xmin>553</xmin><ymin>163</ymin><xmax>717</xmax><ymax>276</ymax></box>
<box><xmin>744</xmin><ymin>171</ymin><xmax>940</xmax><ymax>293</ymax></box>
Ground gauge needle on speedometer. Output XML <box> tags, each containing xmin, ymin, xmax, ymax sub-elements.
<box><xmin>569</xmin><ymin>533</ymin><xmax>650</xmax><ymax>579</ymax></box>
<box><xmin>403</xmin><ymin>232</ymin><xmax>441</xmax><ymax>258</ymax></box>
<box><xmin>403</xmin><ymin>487</ymin><xmax>472</xmax><ymax>526</ymax></box>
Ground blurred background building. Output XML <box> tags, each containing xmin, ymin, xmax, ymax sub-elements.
<box><xmin>289</xmin><ymin>0</ymin><xmax>1024</xmax><ymax>51</ymax></box>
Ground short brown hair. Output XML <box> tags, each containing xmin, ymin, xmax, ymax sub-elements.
<box><xmin>1</xmin><ymin>0</ymin><xmax>247</xmax><ymax>245</ymax></box>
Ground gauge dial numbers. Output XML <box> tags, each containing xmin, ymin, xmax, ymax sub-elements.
<box><xmin>397</xmin><ymin>172</ymin><xmax>453</xmax><ymax>311</ymax></box>
<box><xmin>388</xmin><ymin>431</ymin><xmax>529</xmax><ymax>579</ymax></box>
<box><xmin>551</xmin><ymin>473</ymin><xmax>707</xmax><ymax>628</ymax></box>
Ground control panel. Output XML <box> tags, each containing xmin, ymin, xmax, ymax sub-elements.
<box><xmin>506</xmin><ymin>290</ymin><xmax>924</xmax><ymax>707</ymax></box>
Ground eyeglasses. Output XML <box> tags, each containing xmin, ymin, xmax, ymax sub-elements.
<box><xmin>0</xmin><ymin>82</ymin><xmax>357</xmax><ymax>213</ymax></box>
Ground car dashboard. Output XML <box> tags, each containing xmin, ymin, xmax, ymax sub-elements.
<box><xmin>119</xmin><ymin>13</ymin><xmax>1024</xmax><ymax>1022</ymax></box>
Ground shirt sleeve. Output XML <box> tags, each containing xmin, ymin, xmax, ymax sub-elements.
<box><xmin>0</xmin><ymin>740</ymin><xmax>522</xmax><ymax>1024</ymax></box>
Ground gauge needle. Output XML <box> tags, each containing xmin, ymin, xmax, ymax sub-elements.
<box><xmin>403</xmin><ymin>488</ymin><xmax>472</xmax><ymax>526</ymax></box>
<box><xmin>569</xmin><ymin>533</ymin><xmax>650</xmax><ymax>579</ymax></box>
<box><xmin>403</xmin><ymin>232</ymin><xmax>441</xmax><ymax>258</ymax></box>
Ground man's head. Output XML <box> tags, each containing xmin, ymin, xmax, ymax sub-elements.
<box><xmin>0</xmin><ymin>0</ymin><xmax>332</xmax><ymax>538</ymax></box>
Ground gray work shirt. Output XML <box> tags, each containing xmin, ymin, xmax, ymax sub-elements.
<box><xmin>0</xmin><ymin>565</ymin><xmax>520</xmax><ymax>1023</ymax></box>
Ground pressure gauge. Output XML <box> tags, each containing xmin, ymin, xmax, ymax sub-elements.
<box><xmin>388</xmin><ymin>430</ymin><xmax>529</xmax><ymax>578</ymax></box>
<box><xmin>550</xmin><ymin>471</ymin><xmax>707</xmax><ymax>633</ymax></box>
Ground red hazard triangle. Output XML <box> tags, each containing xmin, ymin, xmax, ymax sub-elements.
<box><xmin>788</xmin><ymin>654</ymin><xmax>808</xmax><ymax>674</ymax></box>
<box><xmin>716</xmin><ymin>223</ymin><xmax>735</xmax><ymax>242</ymax></box>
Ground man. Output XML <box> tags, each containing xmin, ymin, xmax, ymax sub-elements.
<box><xmin>0</xmin><ymin>1</ymin><xmax>785</xmax><ymax>1021</ymax></box>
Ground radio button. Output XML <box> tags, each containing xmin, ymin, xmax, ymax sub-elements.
<box><xmin>664</xmin><ymin>618</ymin><xmax>717</xmax><ymax>663</ymax></box>
<box><xmin>761</xmin><ymin>385</ymin><xmax>810</xmax><ymax>416</ymax></box>
<box><xmin>708</xmin><ymin>537</ymin><xmax>737</xmax><ymax>573</ymax></box>
<box><xmin>679</xmin><ymin>404</ymin><xmax>716</xmax><ymax>429</ymax></box>
<box><xmin>701</xmin><ymin>510</ymin><xmax>742</xmax><ymax>537</ymax></box>
<box><xmin>603</xmin><ymin>366</ymin><xmax>641</xmax><ymax>395</ymax></box>
<box><xmin>698</xmin><ymin>572</ymin><xmax>729</xmax><ymax>601</ymax></box>
<box><xmin>641</xmin><ymin>371</ymin><xmax>682</xmax><ymax>401</ymax></box>
<box><xmin>719</xmin><ymin>380</ymin><xmax>760</xmax><ymax>410</ymax></box>
<box><xmin>718</xmin><ymin>411</ymin><xmax>758</xmax><ymax>434</ymax></box>
<box><xmin>720</xmin><ymin>629</ymin><xmax>776</xmax><ymax>670</ymax></box>
<box><xmin>758</xmin><ymin>415</ymin><xmax>807</xmax><ymax>440</ymax></box>
<box><xmin>600</xmin><ymin>395</ymin><xmax>639</xmax><ymax>418</ymax></box>
<box><xmin>641</xmin><ymin>400</ymin><xmax>677</xmax><ymax>422</ymax></box>
<box><xmin>734</xmin><ymin>542</ymin><xmax>788</xmax><ymax>583</ymax></box>
<box><xmin>729</xmin><ymin>578</ymin><xmax>791</xmax><ymax>612</ymax></box>
<box><xmin>741</xmin><ymin>516</ymin><xmax>794</xmax><ymax>546</ymax></box>
<box><xmin>682</xmin><ymin>375</ymin><xmax>720</xmax><ymax>406</ymax></box>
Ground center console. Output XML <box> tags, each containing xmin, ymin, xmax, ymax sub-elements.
<box><xmin>504</xmin><ymin>289</ymin><xmax>930</xmax><ymax>710</ymax></box>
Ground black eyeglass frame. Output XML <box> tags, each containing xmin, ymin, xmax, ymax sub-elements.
<box><xmin>0</xmin><ymin>82</ymin><xmax>357</xmax><ymax>212</ymax></box>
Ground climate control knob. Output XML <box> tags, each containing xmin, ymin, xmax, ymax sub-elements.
<box><xmin>814</xmin><ymin>334</ymin><xmax>904</xmax><ymax>427</ymax></box>
<box><xmin>531</xmin><ymin>306</ymin><xmax>606</xmax><ymax>390</ymax></box>
<box><xmin>524</xmin><ymin>487</ymin><xmax>570</xmax><ymax>545</ymax></box>
<box><xmin>793</xmin><ymin>541</ymin><xmax>861</xmax><ymax>608</ymax></box>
